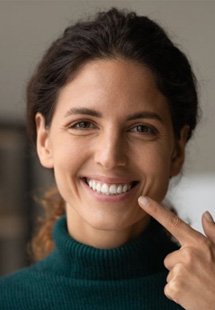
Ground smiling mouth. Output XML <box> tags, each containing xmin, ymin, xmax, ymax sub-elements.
<box><xmin>81</xmin><ymin>177</ymin><xmax>139</xmax><ymax>196</ymax></box>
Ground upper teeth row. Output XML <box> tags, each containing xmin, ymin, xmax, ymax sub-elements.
<box><xmin>87</xmin><ymin>179</ymin><xmax>132</xmax><ymax>195</ymax></box>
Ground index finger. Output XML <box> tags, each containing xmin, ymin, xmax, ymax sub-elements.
<box><xmin>138</xmin><ymin>196</ymin><xmax>204</xmax><ymax>245</ymax></box>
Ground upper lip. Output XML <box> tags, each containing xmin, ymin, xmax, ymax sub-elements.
<box><xmin>81</xmin><ymin>175</ymin><xmax>139</xmax><ymax>184</ymax></box>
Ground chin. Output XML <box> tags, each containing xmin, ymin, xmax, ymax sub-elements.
<box><xmin>84</xmin><ymin>209</ymin><xmax>147</xmax><ymax>232</ymax></box>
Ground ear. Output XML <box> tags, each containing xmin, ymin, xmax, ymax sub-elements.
<box><xmin>35</xmin><ymin>113</ymin><xmax>54</xmax><ymax>169</ymax></box>
<box><xmin>170</xmin><ymin>125</ymin><xmax>190</xmax><ymax>177</ymax></box>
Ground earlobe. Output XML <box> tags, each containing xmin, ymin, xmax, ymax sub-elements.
<box><xmin>170</xmin><ymin>125</ymin><xmax>190</xmax><ymax>177</ymax></box>
<box><xmin>35</xmin><ymin>113</ymin><xmax>53</xmax><ymax>169</ymax></box>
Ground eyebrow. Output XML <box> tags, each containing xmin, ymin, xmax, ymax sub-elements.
<box><xmin>65</xmin><ymin>108</ymin><xmax>102</xmax><ymax>118</ymax></box>
<box><xmin>64</xmin><ymin>107</ymin><xmax>163</xmax><ymax>123</ymax></box>
<box><xmin>127</xmin><ymin>111</ymin><xmax>163</xmax><ymax>122</ymax></box>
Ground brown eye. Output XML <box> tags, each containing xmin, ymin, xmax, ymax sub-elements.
<box><xmin>70</xmin><ymin>121</ymin><xmax>95</xmax><ymax>129</ymax></box>
<box><xmin>131</xmin><ymin>125</ymin><xmax>157</xmax><ymax>135</ymax></box>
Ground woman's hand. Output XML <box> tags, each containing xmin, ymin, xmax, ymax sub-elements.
<box><xmin>138</xmin><ymin>196</ymin><xmax>215</xmax><ymax>310</ymax></box>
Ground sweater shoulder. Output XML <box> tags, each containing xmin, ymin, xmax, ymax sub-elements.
<box><xmin>0</xmin><ymin>257</ymin><xmax>56</xmax><ymax>309</ymax></box>
<box><xmin>0</xmin><ymin>262</ymin><xmax>42</xmax><ymax>290</ymax></box>
<box><xmin>0</xmin><ymin>251</ymin><xmax>57</xmax><ymax>285</ymax></box>
<box><xmin>0</xmin><ymin>262</ymin><xmax>41</xmax><ymax>284</ymax></box>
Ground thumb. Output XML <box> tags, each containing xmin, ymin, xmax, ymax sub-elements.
<box><xmin>202</xmin><ymin>211</ymin><xmax>215</xmax><ymax>243</ymax></box>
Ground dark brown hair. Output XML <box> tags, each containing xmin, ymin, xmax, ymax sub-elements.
<box><xmin>27</xmin><ymin>8</ymin><xmax>198</xmax><ymax>260</ymax></box>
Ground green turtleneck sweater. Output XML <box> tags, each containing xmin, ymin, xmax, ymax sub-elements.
<box><xmin>0</xmin><ymin>216</ymin><xmax>183</xmax><ymax>309</ymax></box>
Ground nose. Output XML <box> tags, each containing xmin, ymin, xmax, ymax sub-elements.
<box><xmin>94</xmin><ymin>131</ymin><xmax>127</xmax><ymax>170</ymax></box>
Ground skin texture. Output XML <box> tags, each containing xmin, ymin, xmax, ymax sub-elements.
<box><xmin>35</xmin><ymin>57</ymin><xmax>188</xmax><ymax>249</ymax></box>
<box><xmin>138</xmin><ymin>196</ymin><xmax>215</xmax><ymax>310</ymax></box>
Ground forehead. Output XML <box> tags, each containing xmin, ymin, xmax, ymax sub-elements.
<box><xmin>56</xmin><ymin>58</ymin><xmax>169</xmax><ymax>118</ymax></box>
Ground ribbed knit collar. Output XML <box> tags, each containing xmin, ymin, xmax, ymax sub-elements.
<box><xmin>51</xmin><ymin>216</ymin><xmax>178</xmax><ymax>281</ymax></box>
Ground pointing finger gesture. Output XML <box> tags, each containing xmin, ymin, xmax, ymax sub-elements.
<box><xmin>138</xmin><ymin>196</ymin><xmax>215</xmax><ymax>310</ymax></box>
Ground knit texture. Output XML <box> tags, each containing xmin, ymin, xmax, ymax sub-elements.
<box><xmin>0</xmin><ymin>216</ymin><xmax>183</xmax><ymax>309</ymax></box>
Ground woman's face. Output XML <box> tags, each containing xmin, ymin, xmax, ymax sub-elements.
<box><xmin>36</xmin><ymin>58</ymin><xmax>187</xmax><ymax>234</ymax></box>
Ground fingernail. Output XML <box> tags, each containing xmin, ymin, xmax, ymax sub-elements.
<box><xmin>204</xmin><ymin>211</ymin><xmax>214</xmax><ymax>223</ymax></box>
<box><xmin>138</xmin><ymin>196</ymin><xmax>149</xmax><ymax>207</ymax></box>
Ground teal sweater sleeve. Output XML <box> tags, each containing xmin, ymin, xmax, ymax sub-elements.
<box><xmin>0</xmin><ymin>216</ymin><xmax>183</xmax><ymax>309</ymax></box>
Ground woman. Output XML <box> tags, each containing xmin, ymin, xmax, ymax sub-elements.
<box><xmin>0</xmin><ymin>8</ymin><xmax>215</xmax><ymax>310</ymax></box>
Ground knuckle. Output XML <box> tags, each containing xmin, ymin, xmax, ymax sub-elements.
<box><xmin>166</xmin><ymin>272</ymin><xmax>171</xmax><ymax>283</ymax></box>
<box><xmin>164</xmin><ymin>284</ymin><xmax>174</xmax><ymax>301</ymax></box>
<box><xmin>182</xmin><ymin>247</ymin><xmax>195</xmax><ymax>267</ymax></box>
<box><xmin>169</xmin><ymin>214</ymin><xmax>182</xmax><ymax>230</ymax></box>
<box><xmin>203</xmin><ymin>237</ymin><xmax>213</xmax><ymax>249</ymax></box>
<box><xmin>164</xmin><ymin>284</ymin><xmax>172</xmax><ymax>300</ymax></box>
<box><xmin>192</xmin><ymin>237</ymin><xmax>214</xmax><ymax>261</ymax></box>
<box><xmin>202</xmin><ymin>239</ymin><xmax>214</xmax><ymax>261</ymax></box>
<box><xmin>163</xmin><ymin>254</ymin><xmax>171</xmax><ymax>269</ymax></box>
<box><xmin>164</xmin><ymin>281</ymin><xmax>181</xmax><ymax>304</ymax></box>
<box><xmin>163</xmin><ymin>258</ymin><xmax>168</xmax><ymax>270</ymax></box>
<box><xmin>199</xmin><ymin>235</ymin><xmax>209</xmax><ymax>247</ymax></box>
<box><xmin>174</xmin><ymin>263</ymin><xmax>185</xmax><ymax>275</ymax></box>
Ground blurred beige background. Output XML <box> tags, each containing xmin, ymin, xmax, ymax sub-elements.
<box><xmin>0</xmin><ymin>0</ymin><xmax>214</xmax><ymax>273</ymax></box>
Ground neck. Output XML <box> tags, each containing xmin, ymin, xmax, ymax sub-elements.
<box><xmin>51</xmin><ymin>215</ymin><xmax>177</xmax><ymax>280</ymax></box>
<box><xmin>66</xmin><ymin>206</ymin><xmax>151</xmax><ymax>249</ymax></box>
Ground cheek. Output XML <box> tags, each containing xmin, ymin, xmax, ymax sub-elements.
<box><xmin>50</xmin><ymin>138</ymin><xmax>88</xmax><ymax>193</ymax></box>
<box><xmin>134</xmin><ymin>144</ymin><xmax>172</xmax><ymax>201</ymax></box>
<box><xmin>52</xmin><ymin>136</ymin><xmax>88</xmax><ymax>169</ymax></box>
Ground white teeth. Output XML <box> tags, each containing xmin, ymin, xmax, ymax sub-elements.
<box><xmin>101</xmin><ymin>183</ymin><xmax>109</xmax><ymax>194</ymax></box>
<box><xmin>117</xmin><ymin>185</ymin><xmax>123</xmax><ymax>193</ymax></box>
<box><xmin>86</xmin><ymin>179</ymin><xmax>132</xmax><ymax>195</ymax></box>
<box><xmin>96</xmin><ymin>182</ymin><xmax>101</xmax><ymax>192</ymax></box>
<box><xmin>92</xmin><ymin>181</ymin><xmax>96</xmax><ymax>191</ymax></box>
<box><xmin>109</xmin><ymin>184</ymin><xmax>117</xmax><ymax>194</ymax></box>
<box><xmin>123</xmin><ymin>184</ymin><xmax>128</xmax><ymax>192</ymax></box>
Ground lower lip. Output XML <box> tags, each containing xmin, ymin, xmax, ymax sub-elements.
<box><xmin>80</xmin><ymin>178</ymin><xmax>139</xmax><ymax>202</ymax></box>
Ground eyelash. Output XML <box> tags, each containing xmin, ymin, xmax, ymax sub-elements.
<box><xmin>69</xmin><ymin>121</ymin><xmax>96</xmax><ymax>129</ymax></box>
<box><xmin>129</xmin><ymin>124</ymin><xmax>158</xmax><ymax>135</ymax></box>
<box><xmin>68</xmin><ymin>120</ymin><xmax>158</xmax><ymax>136</ymax></box>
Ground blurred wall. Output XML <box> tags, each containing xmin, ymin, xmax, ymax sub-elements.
<box><xmin>0</xmin><ymin>0</ymin><xmax>215</xmax><ymax>232</ymax></box>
